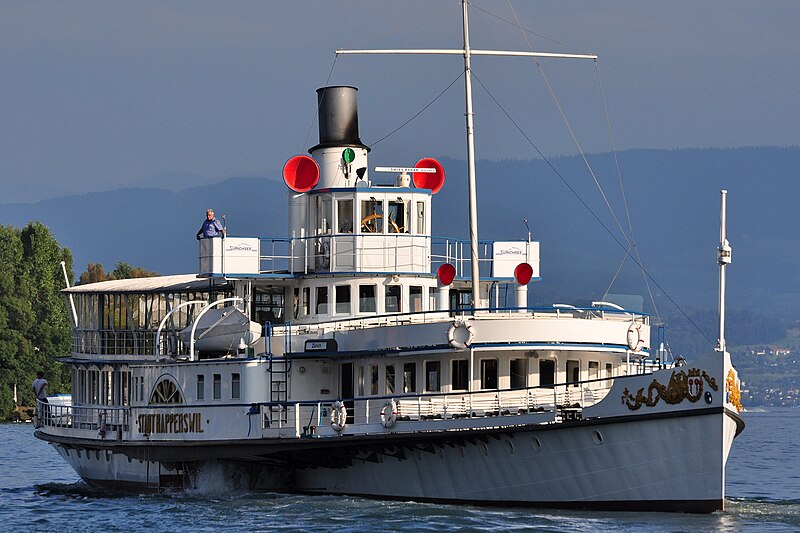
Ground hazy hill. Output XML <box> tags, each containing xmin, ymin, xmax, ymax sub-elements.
<box><xmin>2</xmin><ymin>147</ymin><xmax>798</xmax><ymax>321</ymax></box>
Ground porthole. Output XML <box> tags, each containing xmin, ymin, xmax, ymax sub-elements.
<box><xmin>592</xmin><ymin>430</ymin><xmax>604</xmax><ymax>445</ymax></box>
<box><xmin>531</xmin><ymin>436</ymin><xmax>542</xmax><ymax>451</ymax></box>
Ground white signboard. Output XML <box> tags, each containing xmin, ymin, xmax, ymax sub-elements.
<box><xmin>199</xmin><ymin>237</ymin><xmax>260</xmax><ymax>275</ymax></box>
<box><xmin>492</xmin><ymin>241</ymin><xmax>540</xmax><ymax>279</ymax></box>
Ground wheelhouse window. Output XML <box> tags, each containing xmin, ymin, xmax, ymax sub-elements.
<box><xmin>316</xmin><ymin>286</ymin><xmax>328</xmax><ymax>315</ymax></box>
<box><xmin>359</xmin><ymin>285</ymin><xmax>376</xmax><ymax>313</ymax></box>
<box><xmin>416</xmin><ymin>201</ymin><xmax>425</xmax><ymax>234</ymax></box>
<box><xmin>425</xmin><ymin>361</ymin><xmax>441</xmax><ymax>392</ymax></box>
<box><xmin>452</xmin><ymin>359</ymin><xmax>468</xmax><ymax>391</ymax></box>
<box><xmin>403</xmin><ymin>362</ymin><xmax>417</xmax><ymax>393</ymax></box>
<box><xmin>510</xmin><ymin>358</ymin><xmax>527</xmax><ymax>389</ymax></box>
<box><xmin>480</xmin><ymin>359</ymin><xmax>498</xmax><ymax>390</ymax></box>
<box><xmin>337</xmin><ymin>199</ymin><xmax>354</xmax><ymax>233</ymax></box>
<box><xmin>335</xmin><ymin>285</ymin><xmax>351</xmax><ymax>314</ymax></box>
<box><xmin>196</xmin><ymin>374</ymin><xmax>205</xmax><ymax>400</ymax></box>
<box><xmin>361</xmin><ymin>199</ymin><xmax>383</xmax><ymax>233</ymax></box>
<box><xmin>386</xmin><ymin>285</ymin><xmax>401</xmax><ymax>313</ymax></box>
<box><xmin>387</xmin><ymin>200</ymin><xmax>408</xmax><ymax>233</ymax></box>
<box><xmin>231</xmin><ymin>373</ymin><xmax>241</xmax><ymax>399</ymax></box>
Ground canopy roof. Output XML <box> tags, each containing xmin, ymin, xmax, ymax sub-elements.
<box><xmin>63</xmin><ymin>274</ymin><xmax>225</xmax><ymax>295</ymax></box>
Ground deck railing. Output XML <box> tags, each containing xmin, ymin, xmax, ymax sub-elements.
<box><xmin>260</xmin><ymin>376</ymin><xmax>616</xmax><ymax>438</ymax></box>
<box><xmin>35</xmin><ymin>400</ymin><xmax>130</xmax><ymax>433</ymax></box>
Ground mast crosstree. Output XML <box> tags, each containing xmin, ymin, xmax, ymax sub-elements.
<box><xmin>337</xmin><ymin>0</ymin><xmax>597</xmax><ymax>307</ymax></box>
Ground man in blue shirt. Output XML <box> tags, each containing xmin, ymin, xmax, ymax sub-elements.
<box><xmin>196</xmin><ymin>209</ymin><xmax>226</xmax><ymax>239</ymax></box>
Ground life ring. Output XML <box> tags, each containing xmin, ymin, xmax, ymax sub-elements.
<box><xmin>627</xmin><ymin>322</ymin><xmax>644</xmax><ymax>352</ymax></box>
<box><xmin>330</xmin><ymin>400</ymin><xmax>347</xmax><ymax>432</ymax></box>
<box><xmin>380</xmin><ymin>399</ymin><xmax>398</xmax><ymax>428</ymax></box>
<box><xmin>448</xmin><ymin>320</ymin><xmax>475</xmax><ymax>349</ymax></box>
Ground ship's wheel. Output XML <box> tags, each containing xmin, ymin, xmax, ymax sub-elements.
<box><xmin>361</xmin><ymin>213</ymin><xmax>401</xmax><ymax>233</ymax></box>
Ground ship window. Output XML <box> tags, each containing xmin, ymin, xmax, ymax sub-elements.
<box><xmin>539</xmin><ymin>359</ymin><xmax>555</xmax><ymax>388</ymax></box>
<box><xmin>213</xmin><ymin>374</ymin><xmax>221</xmax><ymax>399</ymax></box>
<box><xmin>302</xmin><ymin>287</ymin><xmax>310</xmax><ymax>316</ymax></box>
<box><xmin>254</xmin><ymin>290</ymin><xmax>284</xmax><ymax>325</ymax></box>
<box><xmin>338</xmin><ymin>199</ymin><xmax>354</xmax><ymax>233</ymax></box>
<box><xmin>385</xmin><ymin>364</ymin><xmax>396</xmax><ymax>395</ymax></box>
<box><xmin>452</xmin><ymin>360</ymin><xmax>468</xmax><ymax>391</ymax></box>
<box><xmin>410</xmin><ymin>286</ymin><xmax>423</xmax><ymax>312</ymax></box>
<box><xmin>385</xmin><ymin>285</ymin><xmax>401</xmax><ymax>313</ymax></box>
<box><xmin>588</xmin><ymin>361</ymin><xmax>599</xmax><ymax>381</ymax></box>
<box><xmin>149</xmin><ymin>377</ymin><xmax>183</xmax><ymax>405</ymax></box>
<box><xmin>403</xmin><ymin>362</ymin><xmax>417</xmax><ymax>393</ymax></box>
<box><xmin>360</xmin><ymin>199</ymin><xmax>383</xmax><ymax>233</ymax></box>
<box><xmin>370</xmin><ymin>365</ymin><xmax>379</xmax><ymax>395</ymax></box>
<box><xmin>335</xmin><ymin>285</ymin><xmax>351</xmax><ymax>314</ymax></box>
<box><xmin>139</xmin><ymin>376</ymin><xmax>145</xmax><ymax>401</ymax></box>
<box><xmin>359</xmin><ymin>285</ymin><xmax>376</xmax><ymax>313</ymax></box>
<box><xmin>425</xmin><ymin>361</ymin><xmax>441</xmax><ymax>392</ymax></box>
<box><xmin>316</xmin><ymin>286</ymin><xmax>328</xmax><ymax>314</ymax></box>
<box><xmin>567</xmin><ymin>360</ymin><xmax>580</xmax><ymax>387</ymax></box>
<box><xmin>480</xmin><ymin>359</ymin><xmax>498</xmax><ymax>390</ymax></box>
<box><xmin>231</xmin><ymin>373</ymin><xmax>240</xmax><ymax>399</ymax></box>
<box><xmin>510</xmin><ymin>358</ymin><xmax>527</xmax><ymax>389</ymax></box>
<box><xmin>416</xmin><ymin>201</ymin><xmax>425</xmax><ymax>234</ymax></box>
<box><xmin>387</xmin><ymin>200</ymin><xmax>408</xmax><ymax>233</ymax></box>
<box><xmin>196</xmin><ymin>375</ymin><xmax>205</xmax><ymax>400</ymax></box>
<box><xmin>358</xmin><ymin>366</ymin><xmax>365</xmax><ymax>396</ymax></box>
<box><xmin>316</xmin><ymin>195</ymin><xmax>332</xmax><ymax>234</ymax></box>
<box><xmin>605</xmin><ymin>363</ymin><xmax>614</xmax><ymax>387</ymax></box>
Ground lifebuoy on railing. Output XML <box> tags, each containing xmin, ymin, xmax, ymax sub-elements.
<box><xmin>627</xmin><ymin>322</ymin><xmax>644</xmax><ymax>352</ymax></box>
<box><xmin>447</xmin><ymin>320</ymin><xmax>475</xmax><ymax>349</ymax></box>
<box><xmin>380</xmin><ymin>399</ymin><xmax>398</xmax><ymax>428</ymax></box>
<box><xmin>330</xmin><ymin>400</ymin><xmax>347</xmax><ymax>433</ymax></box>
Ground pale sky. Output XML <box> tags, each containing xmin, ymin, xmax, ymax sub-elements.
<box><xmin>2</xmin><ymin>1</ymin><xmax>799</xmax><ymax>203</ymax></box>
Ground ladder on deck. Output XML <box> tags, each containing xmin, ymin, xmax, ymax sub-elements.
<box><xmin>268</xmin><ymin>354</ymin><xmax>290</xmax><ymax>424</ymax></box>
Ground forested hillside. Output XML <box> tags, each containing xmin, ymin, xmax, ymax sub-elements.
<box><xmin>0</xmin><ymin>222</ymin><xmax>73</xmax><ymax>419</ymax></box>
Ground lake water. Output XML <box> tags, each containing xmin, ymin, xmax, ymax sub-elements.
<box><xmin>2</xmin><ymin>408</ymin><xmax>799</xmax><ymax>532</ymax></box>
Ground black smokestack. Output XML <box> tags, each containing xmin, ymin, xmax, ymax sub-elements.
<box><xmin>311</xmin><ymin>86</ymin><xmax>370</xmax><ymax>152</ymax></box>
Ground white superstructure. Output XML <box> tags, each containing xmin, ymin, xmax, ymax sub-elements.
<box><xmin>35</xmin><ymin>2</ymin><xmax>743</xmax><ymax>513</ymax></box>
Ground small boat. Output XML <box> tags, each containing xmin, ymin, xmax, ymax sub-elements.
<box><xmin>179</xmin><ymin>307</ymin><xmax>261</xmax><ymax>353</ymax></box>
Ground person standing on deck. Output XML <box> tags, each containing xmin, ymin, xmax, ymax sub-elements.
<box><xmin>196</xmin><ymin>209</ymin><xmax>226</xmax><ymax>239</ymax></box>
<box><xmin>32</xmin><ymin>371</ymin><xmax>48</xmax><ymax>426</ymax></box>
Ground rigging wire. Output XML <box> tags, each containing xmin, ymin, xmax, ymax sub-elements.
<box><xmin>370</xmin><ymin>71</ymin><xmax>464</xmax><ymax>147</ymax></box>
<box><xmin>502</xmin><ymin>1</ymin><xmax>631</xmax><ymax>250</ymax></box>
<box><xmin>502</xmin><ymin>0</ymin><xmax>679</xmax><ymax>347</ymax></box>
<box><xmin>593</xmin><ymin>62</ymin><xmax>663</xmax><ymax>325</ymax></box>
<box><xmin>269</xmin><ymin>54</ymin><xmax>340</xmax><ymax>239</ymax></box>
<box><xmin>470</xmin><ymin>71</ymin><xmax>713</xmax><ymax>347</ymax></box>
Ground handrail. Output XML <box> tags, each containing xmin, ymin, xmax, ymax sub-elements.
<box><xmin>154</xmin><ymin>299</ymin><xmax>208</xmax><ymax>358</ymax></box>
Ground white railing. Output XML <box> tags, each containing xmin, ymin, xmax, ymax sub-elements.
<box><xmin>260</xmin><ymin>379</ymin><xmax>615</xmax><ymax>438</ymax></box>
<box><xmin>35</xmin><ymin>400</ymin><xmax>130</xmax><ymax>432</ymax></box>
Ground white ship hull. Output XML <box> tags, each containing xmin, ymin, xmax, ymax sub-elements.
<box><xmin>46</xmin><ymin>402</ymin><xmax>742</xmax><ymax>512</ymax></box>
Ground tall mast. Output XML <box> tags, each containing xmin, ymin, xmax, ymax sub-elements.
<box><xmin>461</xmin><ymin>0</ymin><xmax>481</xmax><ymax>308</ymax></box>
<box><xmin>717</xmin><ymin>189</ymin><xmax>732</xmax><ymax>352</ymax></box>
<box><xmin>336</xmin><ymin>2</ymin><xmax>597</xmax><ymax>311</ymax></box>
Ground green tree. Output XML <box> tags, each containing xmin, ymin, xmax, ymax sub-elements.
<box><xmin>0</xmin><ymin>222</ymin><xmax>73</xmax><ymax>419</ymax></box>
<box><xmin>78</xmin><ymin>261</ymin><xmax>158</xmax><ymax>284</ymax></box>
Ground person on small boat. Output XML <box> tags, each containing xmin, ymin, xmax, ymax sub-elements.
<box><xmin>196</xmin><ymin>209</ymin><xmax>226</xmax><ymax>239</ymax></box>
